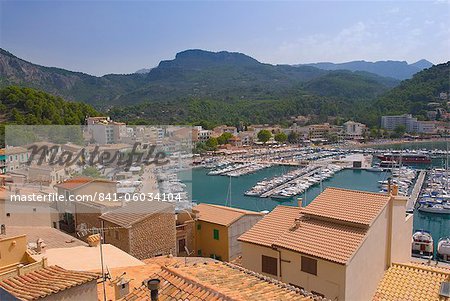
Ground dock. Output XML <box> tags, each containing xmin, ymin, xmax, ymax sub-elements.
<box><xmin>260</xmin><ymin>166</ymin><xmax>321</xmax><ymax>198</ymax></box>
<box><xmin>406</xmin><ymin>170</ymin><xmax>426</xmax><ymax>212</ymax></box>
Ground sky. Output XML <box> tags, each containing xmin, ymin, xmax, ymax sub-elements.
<box><xmin>0</xmin><ymin>0</ymin><xmax>449</xmax><ymax>76</ymax></box>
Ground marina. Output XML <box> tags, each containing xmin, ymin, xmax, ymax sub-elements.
<box><xmin>180</xmin><ymin>145</ymin><xmax>449</xmax><ymax>259</ymax></box>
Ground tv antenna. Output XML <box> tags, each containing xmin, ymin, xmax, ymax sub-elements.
<box><xmin>76</xmin><ymin>224</ymin><xmax>124</xmax><ymax>301</ymax></box>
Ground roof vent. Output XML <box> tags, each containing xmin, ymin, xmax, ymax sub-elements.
<box><xmin>440</xmin><ymin>282</ymin><xmax>450</xmax><ymax>298</ymax></box>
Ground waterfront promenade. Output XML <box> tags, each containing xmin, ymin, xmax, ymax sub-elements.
<box><xmin>406</xmin><ymin>170</ymin><xmax>426</xmax><ymax>212</ymax></box>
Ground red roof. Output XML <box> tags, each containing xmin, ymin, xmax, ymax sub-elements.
<box><xmin>54</xmin><ymin>177</ymin><xmax>114</xmax><ymax>190</ymax></box>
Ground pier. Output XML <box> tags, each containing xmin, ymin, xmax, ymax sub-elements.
<box><xmin>260</xmin><ymin>166</ymin><xmax>321</xmax><ymax>198</ymax></box>
<box><xmin>406</xmin><ymin>170</ymin><xmax>426</xmax><ymax>212</ymax></box>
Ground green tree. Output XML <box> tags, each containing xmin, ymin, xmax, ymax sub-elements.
<box><xmin>82</xmin><ymin>166</ymin><xmax>102</xmax><ymax>178</ymax></box>
<box><xmin>274</xmin><ymin>132</ymin><xmax>287</xmax><ymax>143</ymax></box>
<box><xmin>394</xmin><ymin>125</ymin><xmax>406</xmax><ymax>137</ymax></box>
<box><xmin>205</xmin><ymin>137</ymin><xmax>218</xmax><ymax>149</ymax></box>
<box><xmin>257</xmin><ymin>130</ymin><xmax>272</xmax><ymax>143</ymax></box>
<box><xmin>217</xmin><ymin>132</ymin><xmax>233</xmax><ymax>145</ymax></box>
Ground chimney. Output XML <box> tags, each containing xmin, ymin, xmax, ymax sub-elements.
<box><xmin>297</xmin><ymin>198</ymin><xmax>303</xmax><ymax>208</ymax></box>
<box><xmin>145</xmin><ymin>278</ymin><xmax>160</xmax><ymax>301</ymax></box>
<box><xmin>113</xmin><ymin>274</ymin><xmax>131</xmax><ymax>300</ymax></box>
<box><xmin>391</xmin><ymin>184</ymin><xmax>399</xmax><ymax>196</ymax></box>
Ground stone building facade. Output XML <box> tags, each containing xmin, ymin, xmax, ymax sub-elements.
<box><xmin>100</xmin><ymin>201</ymin><xmax>176</xmax><ymax>260</ymax></box>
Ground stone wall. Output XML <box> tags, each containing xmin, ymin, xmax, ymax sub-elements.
<box><xmin>129</xmin><ymin>210</ymin><xmax>176</xmax><ymax>260</ymax></box>
<box><xmin>102</xmin><ymin>220</ymin><xmax>130</xmax><ymax>253</ymax></box>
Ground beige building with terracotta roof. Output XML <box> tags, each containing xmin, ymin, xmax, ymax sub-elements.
<box><xmin>238</xmin><ymin>187</ymin><xmax>413</xmax><ymax>301</ymax></box>
<box><xmin>373</xmin><ymin>262</ymin><xmax>450</xmax><ymax>301</ymax></box>
<box><xmin>192</xmin><ymin>204</ymin><xmax>263</xmax><ymax>261</ymax></box>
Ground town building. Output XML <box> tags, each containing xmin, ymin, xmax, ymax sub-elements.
<box><xmin>238</xmin><ymin>187</ymin><xmax>412</xmax><ymax>301</ymax></box>
<box><xmin>237</xmin><ymin>130</ymin><xmax>255</xmax><ymax>146</ymax></box>
<box><xmin>103</xmin><ymin>257</ymin><xmax>319</xmax><ymax>301</ymax></box>
<box><xmin>0</xmin><ymin>149</ymin><xmax>6</xmax><ymax>174</ymax></box>
<box><xmin>99</xmin><ymin>201</ymin><xmax>176</xmax><ymax>260</ymax></box>
<box><xmin>86</xmin><ymin>116</ymin><xmax>127</xmax><ymax>144</ymax></box>
<box><xmin>54</xmin><ymin>177</ymin><xmax>119</xmax><ymax>233</ymax></box>
<box><xmin>192</xmin><ymin>126</ymin><xmax>213</xmax><ymax>143</ymax></box>
<box><xmin>193</xmin><ymin>203</ymin><xmax>263</xmax><ymax>261</ymax></box>
<box><xmin>307</xmin><ymin>123</ymin><xmax>341</xmax><ymax>141</ymax></box>
<box><xmin>3</xmin><ymin>147</ymin><xmax>29</xmax><ymax>172</ymax></box>
<box><xmin>381</xmin><ymin>114</ymin><xmax>437</xmax><ymax>134</ymax></box>
<box><xmin>343</xmin><ymin>121</ymin><xmax>367</xmax><ymax>140</ymax></box>
<box><xmin>0</xmin><ymin>233</ymin><xmax>48</xmax><ymax>281</ymax></box>
<box><xmin>213</xmin><ymin>125</ymin><xmax>238</xmax><ymax>136</ymax></box>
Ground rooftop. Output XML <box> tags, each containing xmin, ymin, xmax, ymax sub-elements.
<box><xmin>193</xmin><ymin>203</ymin><xmax>263</xmax><ymax>227</ymax></box>
<box><xmin>4</xmin><ymin>146</ymin><xmax>28</xmax><ymax>155</ymax></box>
<box><xmin>238</xmin><ymin>206</ymin><xmax>301</xmax><ymax>247</ymax></box>
<box><xmin>99</xmin><ymin>201</ymin><xmax>174</xmax><ymax>229</ymax></box>
<box><xmin>301</xmin><ymin>187</ymin><xmax>390</xmax><ymax>226</ymax></box>
<box><xmin>31</xmin><ymin>244</ymin><xmax>144</xmax><ymax>271</ymax></box>
<box><xmin>373</xmin><ymin>262</ymin><xmax>450</xmax><ymax>301</ymax></box>
<box><xmin>108</xmin><ymin>257</ymin><xmax>318</xmax><ymax>301</ymax></box>
<box><xmin>274</xmin><ymin>217</ymin><xmax>367</xmax><ymax>264</ymax></box>
<box><xmin>54</xmin><ymin>177</ymin><xmax>116</xmax><ymax>191</ymax></box>
<box><xmin>0</xmin><ymin>226</ymin><xmax>87</xmax><ymax>250</ymax></box>
<box><xmin>0</xmin><ymin>265</ymin><xmax>99</xmax><ymax>301</ymax></box>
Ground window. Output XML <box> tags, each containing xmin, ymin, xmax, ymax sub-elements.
<box><xmin>213</xmin><ymin>229</ymin><xmax>219</xmax><ymax>240</ymax></box>
<box><xmin>197</xmin><ymin>224</ymin><xmax>201</xmax><ymax>230</ymax></box>
<box><xmin>178</xmin><ymin>238</ymin><xmax>186</xmax><ymax>254</ymax></box>
<box><xmin>261</xmin><ymin>255</ymin><xmax>278</xmax><ymax>276</ymax></box>
<box><xmin>197</xmin><ymin>249</ymin><xmax>202</xmax><ymax>256</ymax></box>
<box><xmin>301</xmin><ymin>256</ymin><xmax>317</xmax><ymax>275</ymax></box>
<box><xmin>6</xmin><ymin>213</ymin><xmax>10</xmax><ymax>217</ymax></box>
<box><xmin>114</xmin><ymin>230</ymin><xmax>120</xmax><ymax>239</ymax></box>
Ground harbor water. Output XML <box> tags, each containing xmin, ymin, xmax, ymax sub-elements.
<box><xmin>179</xmin><ymin>166</ymin><xmax>449</xmax><ymax>254</ymax></box>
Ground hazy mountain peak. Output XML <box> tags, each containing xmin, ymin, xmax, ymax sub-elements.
<box><xmin>299</xmin><ymin>59</ymin><xmax>432</xmax><ymax>80</ymax></box>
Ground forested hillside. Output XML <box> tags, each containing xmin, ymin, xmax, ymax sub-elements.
<box><xmin>374</xmin><ymin>62</ymin><xmax>449</xmax><ymax>118</ymax></box>
<box><xmin>0</xmin><ymin>86</ymin><xmax>98</xmax><ymax>146</ymax></box>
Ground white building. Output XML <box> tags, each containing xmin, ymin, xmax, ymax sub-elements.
<box><xmin>343</xmin><ymin>121</ymin><xmax>367</xmax><ymax>140</ymax></box>
<box><xmin>381</xmin><ymin>114</ymin><xmax>436</xmax><ymax>134</ymax></box>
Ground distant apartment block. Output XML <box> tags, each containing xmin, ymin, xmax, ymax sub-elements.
<box><xmin>381</xmin><ymin>114</ymin><xmax>436</xmax><ymax>134</ymax></box>
<box><xmin>86</xmin><ymin>116</ymin><xmax>126</xmax><ymax>144</ymax></box>
<box><xmin>239</xmin><ymin>187</ymin><xmax>412</xmax><ymax>301</ymax></box>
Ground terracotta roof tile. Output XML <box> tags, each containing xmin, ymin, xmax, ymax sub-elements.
<box><xmin>0</xmin><ymin>265</ymin><xmax>100</xmax><ymax>301</ymax></box>
<box><xmin>274</xmin><ymin>216</ymin><xmax>368</xmax><ymax>264</ymax></box>
<box><xmin>373</xmin><ymin>262</ymin><xmax>450</xmax><ymax>301</ymax></box>
<box><xmin>193</xmin><ymin>204</ymin><xmax>263</xmax><ymax>227</ymax></box>
<box><xmin>99</xmin><ymin>201</ymin><xmax>174</xmax><ymax>228</ymax></box>
<box><xmin>54</xmin><ymin>177</ymin><xmax>115</xmax><ymax>190</ymax></box>
<box><xmin>238</xmin><ymin>202</ymin><xmax>370</xmax><ymax>264</ymax></box>
<box><xmin>301</xmin><ymin>187</ymin><xmax>390</xmax><ymax>226</ymax></box>
<box><xmin>238</xmin><ymin>206</ymin><xmax>302</xmax><ymax>247</ymax></box>
<box><xmin>119</xmin><ymin>259</ymin><xmax>316</xmax><ymax>301</ymax></box>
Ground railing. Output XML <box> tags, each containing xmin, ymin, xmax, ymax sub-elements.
<box><xmin>0</xmin><ymin>257</ymin><xmax>47</xmax><ymax>281</ymax></box>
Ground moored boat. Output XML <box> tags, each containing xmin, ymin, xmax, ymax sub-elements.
<box><xmin>377</xmin><ymin>153</ymin><xmax>432</xmax><ymax>164</ymax></box>
<box><xmin>411</xmin><ymin>230</ymin><xmax>434</xmax><ymax>258</ymax></box>
<box><xmin>437</xmin><ymin>237</ymin><xmax>450</xmax><ymax>262</ymax></box>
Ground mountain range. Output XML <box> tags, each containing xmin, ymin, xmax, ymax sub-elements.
<box><xmin>300</xmin><ymin>59</ymin><xmax>433</xmax><ymax>80</ymax></box>
<box><xmin>0</xmin><ymin>48</ymin><xmax>407</xmax><ymax>108</ymax></box>
<box><xmin>0</xmin><ymin>47</ymin><xmax>446</xmax><ymax>128</ymax></box>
